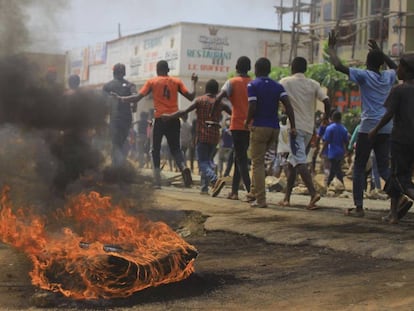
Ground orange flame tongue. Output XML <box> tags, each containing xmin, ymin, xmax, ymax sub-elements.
<box><xmin>0</xmin><ymin>186</ymin><xmax>197</xmax><ymax>299</ymax></box>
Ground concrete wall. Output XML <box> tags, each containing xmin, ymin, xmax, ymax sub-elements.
<box><xmin>65</xmin><ymin>22</ymin><xmax>310</xmax><ymax>119</ymax></box>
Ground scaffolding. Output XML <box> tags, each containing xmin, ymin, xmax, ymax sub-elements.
<box><xmin>274</xmin><ymin>0</ymin><xmax>315</xmax><ymax>65</ymax></box>
<box><xmin>275</xmin><ymin>0</ymin><xmax>413</xmax><ymax>64</ymax></box>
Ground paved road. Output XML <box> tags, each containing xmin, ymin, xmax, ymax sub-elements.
<box><xmin>148</xmin><ymin>169</ymin><xmax>414</xmax><ymax>262</ymax></box>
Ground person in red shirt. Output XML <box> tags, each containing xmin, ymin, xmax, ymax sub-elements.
<box><xmin>162</xmin><ymin>79</ymin><xmax>232</xmax><ymax>196</ymax></box>
<box><xmin>115</xmin><ymin>60</ymin><xmax>198</xmax><ymax>188</ymax></box>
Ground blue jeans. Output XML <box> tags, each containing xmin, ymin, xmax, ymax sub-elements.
<box><xmin>370</xmin><ymin>152</ymin><xmax>381</xmax><ymax>190</ymax></box>
<box><xmin>197</xmin><ymin>142</ymin><xmax>218</xmax><ymax>192</ymax></box>
<box><xmin>353</xmin><ymin>133</ymin><xmax>390</xmax><ymax>207</ymax></box>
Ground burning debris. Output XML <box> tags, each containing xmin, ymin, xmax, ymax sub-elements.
<box><xmin>0</xmin><ymin>186</ymin><xmax>198</xmax><ymax>299</ymax></box>
<box><xmin>0</xmin><ymin>1</ymin><xmax>198</xmax><ymax>301</ymax></box>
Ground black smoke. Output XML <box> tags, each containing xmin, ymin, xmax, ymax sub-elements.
<box><xmin>0</xmin><ymin>54</ymin><xmax>109</xmax><ymax>196</ymax></box>
<box><xmin>0</xmin><ymin>0</ymin><xmax>111</xmax><ymax>197</ymax></box>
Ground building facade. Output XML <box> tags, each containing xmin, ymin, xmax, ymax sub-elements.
<box><xmin>312</xmin><ymin>0</ymin><xmax>414</xmax><ymax>63</ymax></box>
<box><xmin>65</xmin><ymin>22</ymin><xmax>308</xmax><ymax>115</ymax></box>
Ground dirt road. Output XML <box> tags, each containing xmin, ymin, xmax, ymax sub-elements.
<box><xmin>1</xmin><ymin>183</ymin><xmax>414</xmax><ymax>310</ymax></box>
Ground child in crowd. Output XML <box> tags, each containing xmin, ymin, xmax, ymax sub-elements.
<box><xmin>180</xmin><ymin>113</ymin><xmax>193</xmax><ymax>167</ymax></box>
<box><xmin>162</xmin><ymin>79</ymin><xmax>231</xmax><ymax>196</ymax></box>
<box><xmin>272</xmin><ymin>114</ymin><xmax>290</xmax><ymax>178</ymax></box>
<box><xmin>322</xmin><ymin>111</ymin><xmax>349</xmax><ymax>188</ymax></box>
<box><xmin>218</xmin><ymin>118</ymin><xmax>233</xmax><ymax>178</ymax></box>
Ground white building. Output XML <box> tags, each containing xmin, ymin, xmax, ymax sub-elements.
<box><xmin>66</xmin><ymin>22</ymin><xmax>308</xmax><ymax>115</ymax></box>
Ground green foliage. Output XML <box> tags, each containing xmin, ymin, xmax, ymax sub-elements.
<box><xmin>269</xmin><ymin>66</ymin><xmax>290</xmax><ymax>81</ymax></box>
<box><xmin>226</xmin><ymin>50</ymin><xmax>362</xmax><ymax>106</ymax></box>
<box><xmin>306</xmin><ymin>62</ymin><xmax>351</xmax><ymax>93</ymax></box>
<box><xmin>342</xmin><ymin>107</ymin><xmax>361</xmax><ymax>132</ymax></box>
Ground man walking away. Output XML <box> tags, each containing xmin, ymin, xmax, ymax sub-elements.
<box><xmin>245</xmin><ymin>57</ymin><xmax>296</xmax><ymax>208</ymax></box>
<box><xmin>215</xmin><ymin>56</ymin><xmax>252</xmax><ymax>201</ymax></box>
<box><xmin>327</xmin><ymin>30</ymin><xmax>397</xmax><ymax>217</ymax></box>
<box><xmin>279</xmin><ymin>57</ymin><xmax>331</xmax><ymax>210</ymax></box>
<box><xmin>114</xmin><ymin>60</ymin><xmax>198</xmax><ymax>188</ymax></box>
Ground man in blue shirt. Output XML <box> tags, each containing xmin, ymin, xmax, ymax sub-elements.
<box><xmin>244</xmin><ymin>57</ymin><xmax>296</xmax><ymax>208</ymax></box>
<box><xmin>327</xmin><ymin>30</ymin><xmax>397</xmax><ymax>217</ymax></box>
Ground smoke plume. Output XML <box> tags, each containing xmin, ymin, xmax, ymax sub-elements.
<box><xmin>0</xmin><ymin>1</ymin><xmax>111</xmax><ymax>198</ymax></box>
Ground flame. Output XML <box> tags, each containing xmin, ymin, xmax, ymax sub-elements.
<box><xmin>0</xmin><ymin>185</ymin><xmax>197</xmax><ymax>299</ymax></box>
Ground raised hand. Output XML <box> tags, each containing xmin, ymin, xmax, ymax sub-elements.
<box><xmin>191</xmin><ymin>73</ymin><xmax>198</xmax><ymax>84</ymax></box>
<box><xmin>368</xmin><ymin>39</ymin><xmax>380</xmax><ymax>51</ymax></box>
<box><xmin>328</xmin><ymin>29</ymin><xmax>337</xmax><ymax>50</ymax></box>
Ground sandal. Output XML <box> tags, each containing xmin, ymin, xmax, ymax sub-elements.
<box><xmin>278</xmin><ymin>200</ymin><xmax>290</xmax><ymax>207</ymax></box>
<box><xmin>227</xmin><ymin>193</ymin><xmax>239</xmax><ymax>200</ymax></box>
<box><xmin>344</xmin><ymin>207</ymin><xmax>365</xmax><ymax>217</ymax></box>
<box><xmin>382</xmin><ymin>212</ymin><xmax>399</xmax><ymax>224</ymax></box>
<box><xmin>307</xmin><ymin>194</ymin><xmax>321</xmax><ymax>210</ymax></box>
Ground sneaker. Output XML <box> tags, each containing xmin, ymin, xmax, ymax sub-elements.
<box><xmin>251</xmin><ymin>200</ymin><xmax>268</xmax><ymax>208</ymax></box>
<box><xmin>245</xmin><ymin>193</ymin><xmax>256</xmax><ymax>203</ymax></box>
<box><xmin>182</xmin><ymin>167</ymin><xmax>193</xmax><ymax>187</ymax></box>
<box><xmin>211</xmin><ymin>178</ymin><xmax>225</xmax><ymax>197</ymax></box>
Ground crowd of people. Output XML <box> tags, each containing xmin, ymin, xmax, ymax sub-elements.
<box><xmin>99</xmin><ymin>30</ymin><xmax>414</xmax><ymax>225</ymax></box>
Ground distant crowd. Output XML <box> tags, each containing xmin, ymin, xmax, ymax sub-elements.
<box><xmin>67</xmin><ymin>30</ymin><xmax>414</xmax><ymax>225</ymax></box>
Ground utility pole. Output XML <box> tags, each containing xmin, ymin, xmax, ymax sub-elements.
<box><xmin>379</xmin><ymin>0</ymin><xmax>385</xmax><ymax>50</ymax></box>
<box><xmin>288</xmin><ymin>0</ymin><xmax>298</xmax><ymax>65</ymax></box>
<box><xmin>309</xmin><ymin>0</ymin><xmax>316</xmax><ymax>63</ymax></box>
<box><xmin>118</xmin><ymin>23</ymin><xmax>122</xmax><ymax>39</ymax></box>
<box><xmin>398</xmin><ymin>0</ymin><xmax>402</xmax><ymax>57</ymax></box>
<box><xmin>279</xmin><ymin>0</ymin><xmax>284</xmax><ymax>66</ymax></box>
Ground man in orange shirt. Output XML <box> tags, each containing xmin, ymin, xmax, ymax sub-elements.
<box><xmin>215</xmin><ymin>56</ymin><xmax>251</xmax><ymax>201</ymax></box>
<box><xmin>116</xmin><ymin>60</ymin><xmax>198</xmax><ymax>188</ymax></box>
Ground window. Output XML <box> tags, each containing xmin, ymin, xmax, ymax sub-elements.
<box><xmin>338</xmin><ymin>0</ymin><xmax>356</xmax><ymax>45</ymax></box>
<box><xmin>369</xmin><ymin>0</ymin><xmax>389</xmax><ymax>42</ymax></box>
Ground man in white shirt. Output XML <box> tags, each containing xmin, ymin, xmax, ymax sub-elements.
<box><xmin>279</xmin><ymin>57</ymin><xmax>331</xmax><ymax>210</ymax></box>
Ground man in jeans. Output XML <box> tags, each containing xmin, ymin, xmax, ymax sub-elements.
<box><xmin>245</xmin><ymin>57</ymin><xmax>296</xmax><ymax>208</ymax></box>
<box><xmin>327</xmin><ymin>30</ymin><xmax>397</xmax><ymax>216</ymax></box>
